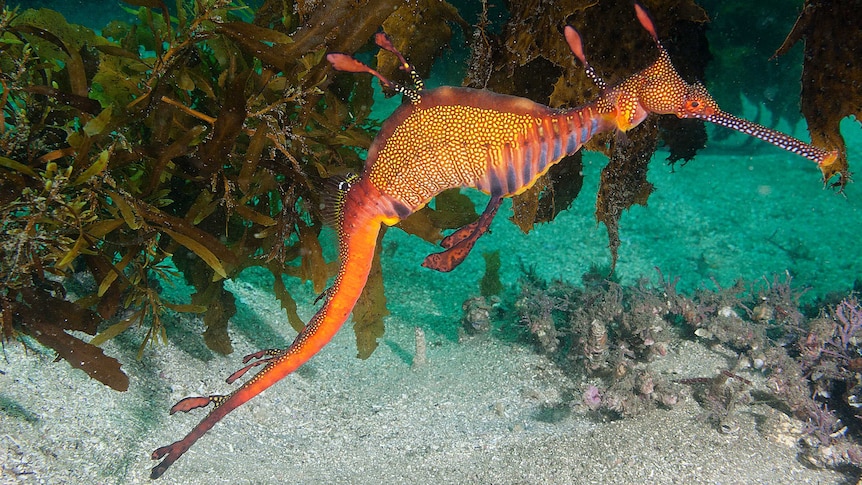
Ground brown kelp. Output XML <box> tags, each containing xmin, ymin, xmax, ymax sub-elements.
<box><xmin>772</xmin><ymin>0</ymin><xmax>861</xmax><ymax>186</ymax></box>
<box><xmin>0</xmin><ymin>0</ymin><xmax>465</xmax><ymax>387</ymax></box>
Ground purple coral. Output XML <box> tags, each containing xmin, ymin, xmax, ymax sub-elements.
<box><xmin>583</xmin><ymin>385</ymin><xmax>602</xmax><ymax>410</ymax></box>
<box><xmin>834</xmin><ymin>297</ymin><xmax>862</xmax><ymax>350</ymax></box>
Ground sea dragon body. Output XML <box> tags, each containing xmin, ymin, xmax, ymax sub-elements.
<box><xmin>151</xmin><ymin>5</ymin><xmax>836</xmax><ymax>478</ymax></box>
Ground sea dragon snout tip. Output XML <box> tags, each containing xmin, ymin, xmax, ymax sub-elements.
<box><xmin>819</xmin><ymin>149</ymin><xmax>840</xmax><ymax>168</ymax></box>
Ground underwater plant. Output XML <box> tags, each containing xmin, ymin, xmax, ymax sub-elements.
<box><xmin>0</xmin><ymin>0</ymin><xmax>433</xmax><ymax>388</ymax></box>
<box><xmin>772</xmin><ymin>0</ymin><xmax>861</xmax><ymax>186</ymax></box>
<box><xmin>515</xmin><ymin>266</ymin><xmax>862</xmax><ymax>471</ymax></box>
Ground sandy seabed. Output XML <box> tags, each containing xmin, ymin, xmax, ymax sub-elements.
<box><xmin>2</xmin><ymin>143</ymin><xmax>860</xmax><ymax>484</ymax></box>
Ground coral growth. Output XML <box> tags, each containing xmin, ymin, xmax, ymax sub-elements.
<box><xmin>680</xmin><ymin>371</ymin><xmax>753</xmax><ymax>434</ymax></box>
<box><xmin>460</xmin><ymin>295</ymin><xmax>500</xmax><ymax>336</ymax></box>
<box><xmin>514</xmin><ymin>267</ymin><xmax>862</xmax><ymax>472</ymax></box>
<box><xmin>516</xmin><ymin>266</ymin><xmax>681</xmax><ymax>417</ymax></box>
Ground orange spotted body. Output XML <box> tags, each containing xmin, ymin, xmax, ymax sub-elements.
<box><xmin>151</xmin><ymin>4</ymin><xmax>838</xmax><ymax>478</ymax></box>
<box><xmin>367</xmin><ymin>87</ymin><xmax>610</xmax><ymax>213</ymax></box>
<box><xmin>370</xmin><ymin>101</ymin><xmax>542</xmax><ymax>207</ymax></box>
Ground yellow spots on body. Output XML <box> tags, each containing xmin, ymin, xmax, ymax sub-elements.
<box><xmin>369</xmin><ymin>104</ymin><xmax>536</xmax><ymax>208</ymax></box>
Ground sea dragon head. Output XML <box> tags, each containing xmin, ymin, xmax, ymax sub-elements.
<box><xmin>564</xmin><ymin>3</ymin><xmax>839</xmax><ymax>172</ymax></box>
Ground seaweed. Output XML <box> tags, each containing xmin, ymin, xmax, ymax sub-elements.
<box><xmin>773</xmin><ymin>0</ymin><xmax>860</xmax><ymax>186</ymax></box>
<box><xmin>396</xmin><ymin>189</ymin><xmax>479</xmax><ymax>244</ymax></box>
<box><xmin>5</xmin><ymin>285</ymin><xmax>129</xmax><ymax>391</ymax></box>
<box><xmin>512</xmin><ymin>267</ymin><xmax>862</xmax><ymax>472</ymax></box>
<box><xmin>479</xmin><ymin>249</ymin><xmax>502</xmax><ymax>297</ymax></box>
<box><xmin>595</xmin><ymin>126</ymin><xmax>657</xmax><ymax>271</ymax></box>
<box><xmin>0</xmin><ymin>0</ymin><xmax>415</xmax><ymax>389</ymax></box>
<box><xmin>351</xmin><ymin>228</ymin><xmax>389</xmax><ymax>359</ymax></box>
<box><xmin>534</xmin><ymin>152</ymin><xmax>585</xmax><ymax>224</ymax></box>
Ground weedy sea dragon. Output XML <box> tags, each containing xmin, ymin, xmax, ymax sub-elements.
<box><xmin>150</xmin><ymin>4</ymin><xmax>837</xmax><ymax>478</ymax></box>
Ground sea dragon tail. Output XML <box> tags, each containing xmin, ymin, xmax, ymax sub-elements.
<box><xmin>151</xmin><ymin>177</ymin><xmax>396</xmax><ymax>479</ymax></box>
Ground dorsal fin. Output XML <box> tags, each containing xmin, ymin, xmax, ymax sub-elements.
<box><xmin>374</xmin><ymin>32</ymin><xmax>425</xmax><ymax>91</ymax></box>
<box><xmin>633</xmin><ymin>1</ymin><xmax>667</xmax><ymax>54</ymax></box>
<box><xmin>374</xmin><ymin>33</ymin><xmax>410</xmax><ymax>71</ymax></box>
